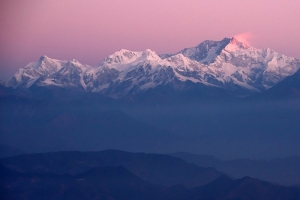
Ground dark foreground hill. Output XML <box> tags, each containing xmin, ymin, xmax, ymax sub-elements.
<box><xmin>1</xmin><ymin>151</ymin><xmax>300</xmax><ymax>200</ymax></box>
<box><xmin>0</xmin><ymin>150</ymin><xmax>224</xmax><ymax>188</ymax></box>
<box><xmin>1</xmin><ymin>165</ymin><xmax>162</xmax><ymax>200</ymax></box>
<box><xmin>171</xmin><ymin>152</ymin><xmax>300</xmax><ymax>186</ymax></box>
<box><xmin>0</xmin><ymin>144</ymin><xmax>26</xmax><ymax>158</ymax></box>
<box><xmin>184</xmin><ymin>175</ymin><xmax>300</xmax><ymax>200</ymax></box>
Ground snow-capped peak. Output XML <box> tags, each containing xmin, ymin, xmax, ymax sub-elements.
<box><xmin>71</xmin><ymin>59</ymin><xmax>79</xmax><ymax>63</ymax></box>
<box><xmin>39</xmin><ymin>55</ymin><xmax>48</xmax><ymax>61</ymax></box>
<box><xmin>6</xmin><ymin>37</ymin><xmax>300</xmax><ymax>97</ymax></box>
<box><xmin>101</xmin><ymin>49</ymin><xmax>161</xmax><ymax>67</ymax></box>
<box><xmin>102</xmin><ymin>49</ymin><xmax>139</xmax><ymax>65</ymax></box>
<box><xmin>225</xmin><ymin>37</ymin><xmax>251</xmax><ymax>51</ymax></box>
<box><xmin>176</xmin><ymin>37</ymin><xmax>231</xmax><ymax>64</ymax></box>
<box><xmin>142</xmin><ymin>49</ymin><xmax>161</xmax><ymax>61</ymax></box>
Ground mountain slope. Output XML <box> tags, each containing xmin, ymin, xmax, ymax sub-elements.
<box><xmin>257</xmin><ymin>68</ymin><xmax>300</xmax><ymax>99</ymax></box>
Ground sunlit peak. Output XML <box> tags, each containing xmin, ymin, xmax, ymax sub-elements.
<box><xmin>233</xmin><ymin>32</ymin><xmax>253</xmax><ymax>46</ymax></box>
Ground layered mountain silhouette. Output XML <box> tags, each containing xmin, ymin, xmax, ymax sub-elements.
<box><xmin>0</xmin><ymin>150</ymin><xmax>224</xmax><ymax>188</ymax></box>
<box><xmin>2</xmin><ymin>151</ymin><xmax>300</xmax><ymax>200</ymax></box>
<box><xmin>171</xmin><ymin>152</ymin><xmax>300</xmax><ymax>186</ymax></box>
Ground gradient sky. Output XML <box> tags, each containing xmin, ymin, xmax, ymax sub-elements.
<box><xmin>1</xmin><ymin>0</ymin><xmax>300</xmax><ymax>81</ymax></box>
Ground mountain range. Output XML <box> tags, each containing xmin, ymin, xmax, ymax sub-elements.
<box><xmin>2</xmin><ymin>37</ymin><xmax>300</xmax><ymax>199</ymax></box>
<box><xmin>1</xmin><ymin>37</ymin><xmax>300</xmax><ymax>158</ymax></box>
<box><xmin>5</xmin><ymin>37</ymin><xmax>300</xmax><ymax>98</ymax></box>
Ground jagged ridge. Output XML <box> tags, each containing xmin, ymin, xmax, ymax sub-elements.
<box><xmin>6</xmin><ymin>37</ymin><xmax>300</xmax><ymax>98</ymax></box>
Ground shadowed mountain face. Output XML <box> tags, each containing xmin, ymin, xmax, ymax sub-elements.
<box><xmin>256</xmin><ymin>68</ymin><xmax>300</xmax><ymax>99</ymax></box>
<box><xmin>0</xmin><ymin>150</ymin><xmax>224</xmax><ymax>188</ymax></box>
<box><xmin>2</xmin><ymin>152</ymin><xmax>300</xmax><ymax>200</ymax></box>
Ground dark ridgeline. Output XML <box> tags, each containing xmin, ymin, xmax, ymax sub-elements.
<box><xmin>171</xmin><ymin>152</ymin><xmax>300</xmax><ymax>186</ymax></box>
<box><xmin>0</xmin><ymin>150</ymin><xmax>224</xmax><ymax>188</ymax></box>
<box><xmin>0</xmin><ymin>144</ymin><xmax>26</xmax><ymax>158</ymax></box>
<box><xmin>2</xmin><ymin>151</ymin><xmax>300</xmax><ymax>200</ymax></box>
<box><xmin>0</xmin><ymin>164</ymin><xmax>161</xmax><ymax>200</ymax></box>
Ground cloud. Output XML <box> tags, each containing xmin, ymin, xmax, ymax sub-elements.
<box><xmin>234</xmin><ymin>32</ymin><xmax>254</xmax><ymax>45</ymax></box>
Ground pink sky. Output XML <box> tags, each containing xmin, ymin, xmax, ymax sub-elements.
<box><xmin>1</xmin><ymin>0</ymin><xmax>300</xmax><ymax>81</ymax></box>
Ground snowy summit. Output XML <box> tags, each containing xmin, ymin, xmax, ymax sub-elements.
<box><xmin>6</xmin><ymin>37</ymin><xmax>300</xmax><ymax>98</ymax></box>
